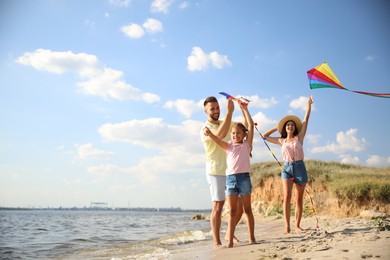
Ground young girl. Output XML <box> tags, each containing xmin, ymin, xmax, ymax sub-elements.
<box><xmin>203</xmin><ymin>104</ymin><xmax>255</xmax><ymax>248</ymax></box>
<box><xmin>263</xmin><ymin>96</ymin><xmax>313</xmax><ymax>234</ymax></box>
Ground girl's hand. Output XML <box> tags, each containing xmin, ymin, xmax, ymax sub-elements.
<box><xmin>238</xmin><ymin>97</ymin><xmax>250</xmax><ymax>107</ymax></box>
<box><xmin>308</xmin><ymin>96</ymin><xmax>314</xmax><ymax>104</ymax></box>
<box><xmin>239</xmin><ymin>103</ymin><xmax>248</xmax><ymax>110</ymax></box>
<box><xmin>203</xmin><ymin>126</ymin><xmax>211</xmax><ymax>136</ymax></box>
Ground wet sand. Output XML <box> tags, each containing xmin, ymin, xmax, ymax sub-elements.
<box><xmin>170</xmin><ymin>215</ymin><xmax>390</xmax><ymax>259</ymax></box>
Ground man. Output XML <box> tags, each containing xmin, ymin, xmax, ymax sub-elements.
<box><xmin>201</xmin><ymin>96</ymin><xmax>244</xmax><ymax>246</ymax></box>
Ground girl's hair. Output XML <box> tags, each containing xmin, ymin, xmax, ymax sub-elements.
<box><xmin>233</xmin><ymin>122</ymin><xmax>248</xmax><ymax>133</ymax></box>
<box><xmin>233</xmin><ymin>122</ymin><xmax>252</xmax><ymax>157</ymax></box>
<box><xmin>281</xmin><ymin>120</ymin><xmax>299</xmax><ymax>138</ymax></box>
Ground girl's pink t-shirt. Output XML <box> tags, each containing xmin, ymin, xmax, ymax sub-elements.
<box><xmin>282</xmin><ymin>136</ymin><xmax>304</xmax><ymax>162</ymax></box>
<box><xmin>226</xmin><ymin>140</ymin><xmax>251</xmax><ymax>175</ymax></box>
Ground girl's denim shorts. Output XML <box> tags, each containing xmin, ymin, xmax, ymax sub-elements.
<box><xmin>226</xmin><ymin>172</ymin><xmax>252</xmax><ymax>196</ymax></box>
<box><xmin>281</xmin><ymin>160</ymin><xmax>308</xmax><ymax>184</ymax></box>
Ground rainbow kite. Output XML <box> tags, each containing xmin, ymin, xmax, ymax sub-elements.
<box><xmin>307</xmin><ymin>62</ymin><xmax>390</xmax><ymax>98</ymax></box>
<box><xmin>219</xmin><ymin>92</ymin><xmax>250</xmax><ymax>106</ymax></box>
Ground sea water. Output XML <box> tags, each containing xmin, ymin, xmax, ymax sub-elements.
<box><xmin>0</xmin><ymin>210</ymin><xmax>212</xmax><ymax>259</ymax></box>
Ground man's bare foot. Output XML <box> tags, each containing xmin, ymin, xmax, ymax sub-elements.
<box><xmin>284</xmin><ymin>228</ymin><xmax>291</xmax><ymax>234</ymax></box>
<box><xmin>248</xmin><ymin>239</ymin><xmax>256</xmax><ymax>244</ymax></box>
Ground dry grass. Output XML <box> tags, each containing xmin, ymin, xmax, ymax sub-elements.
<box><xmin>250</xmin><ymin>160</ymin><xmax>390</xmax><ymax>217</ymax></box>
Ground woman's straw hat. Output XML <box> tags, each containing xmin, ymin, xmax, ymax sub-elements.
<box><xmin>277</xmin><ymin>115</ymin><xmax>302</xmax><ymax>134</ymax></box>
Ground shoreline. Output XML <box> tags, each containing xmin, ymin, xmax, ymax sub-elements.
<box><xmin>171</xmin><ymin>215</ymin><xmax>390</xmax><ymax>259</ymax></box>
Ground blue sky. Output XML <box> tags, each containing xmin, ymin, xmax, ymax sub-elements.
<box><xmin>1</xmin><ymin>0</ymin><xmax>389</xmax><ymax>209</ymax></box>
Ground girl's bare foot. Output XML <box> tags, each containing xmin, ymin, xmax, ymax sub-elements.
<box><xmin>225</xmin><ymin>235</ymin><xmax>240</xmax><ymax>244</ymax></box>
<box><xmin>214</xmin><ymin>242</ymin><xmax>222</xmax><ymax>247</ymax></box>
<box><xmin>284</xmin><ymin>228</ymin><xmax>291</xmax><ymax>234</ymax></box>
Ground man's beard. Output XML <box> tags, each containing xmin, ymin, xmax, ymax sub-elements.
<box><xmin>210</xmin><ymin>113</ymin><xmax>219</xmax><ymax>121</ymax></box>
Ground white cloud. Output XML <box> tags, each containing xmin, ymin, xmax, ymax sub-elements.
<box><xmin>57</xmin><ymin>145</ymin><xmax>73</xmax><ymax>156</ymax></box>
<box><xmin>121</xmin><ymin>19</ymin><xmax>163</xmax><ymax>39</ymax></box>
<box><xmin>365</xmin><ymin>55</ymin><xmax>375</xmax><ymax>62</ymax></box>
<box><xmin>16</xmin><ymin>49</ymin><xmax>100</xmax><ymax>77</ymax></box>
<box><xmin>187</xmin><ymin>47</ymin><xmax>232</xmax><ymax>71</ymax></box>
<box><xmin>96</xmin><ymin>119</ymin><xmax>205</xmax><ymax>180</ymax></box>
<box><xmin>187</xmin><ymin>47</ymin><xmax>209</xmax><ymax>71</ymax></box>
<box><xmin>310</xmin><ymin>128</ymin><xmax>368</xmax><ymax>154</ymax></box>
<box><xmin>366</xmin><ymin>155</ymin><xmax>390</xmax><ymax>166</ymax></box>
<box><xmin>151</xmin><ymin>0</ymin><xmax>173</xmax><ymax>13</ymax></box>
<box><xmin>179</xmin><ymin>1</ymin><xmax>189</xmax><ymax>9</ymax></box>
<box><xmin>98</xmin><ymin>118</ymin><xmax>202</xmax><ymax>148</ymax></box>
<box><xmin>248</xmin><ymin>111</ymin><xmax>276</xmax><ymax>133</ymax></box>
<box><xmin>163</xmin><ymin>95</ymin><xmax>276</xmax><ymax>120</ymax></box>
<box><xmin>340</xmin><ymin>155</ymin><xmax>360</xmax><ymax>165</ymax></box>
<box><xmin>209</xmin><ymin>51</ymin><xmax>232</xmax><ymax>69</ymax></box>
<box><xmin>77</xmin><ymin>68</ymin><xmax>160</xmax><ymax>102</ymax></box>
<box><xmin>143</xmin><ymin>18</ymin><xmax>163</xmax><ymax>33</ymax></box>
<box><xmin>75</xmin><ymin>143</ymin><xmax>115</xmax><ymax>160</ymax></box>
<box><xmin>84</xmin><ymin>19</ymin><xmax>95</xmax><ymax>29</ymax></box>
<box><xmin>88</xmin><ymin>164</ymin><xmax>124</xmax><ymax>176</ymax></box>
<box><xmin>121</xmin><ymin>23</ymin><xmax>145</xmax><ymax>38</ymax></box>
<box><xmin>108</xmin><ymin>0</ymin><xmax>131</xmax><ymax>7</ymax></box>
<box><xmin>245</xmin><ymin>95</ymin><xmax>278</xmax><ymax>109</ymax></box>
<box><xmin>164</xmin><ymin>99</ymin><xmax>202</xmax><ymax>118</ymax></box>
<box><xmin>290</xmin><ymin>96</ymin><xmax>315</xmax><ymax>111</ymax></box>
<box><xmin>16</xmin><ymin>49</ymin><xmax>160</xmax><ymax>103</ymax></box>
<box><xmin>306</xmin><ymin>134</ymin><xmax>321</xmax><ymax>145</ymax></box>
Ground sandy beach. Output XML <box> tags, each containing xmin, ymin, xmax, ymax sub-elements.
<box><xmin>170</xmin><ymin>215</ymin><xmax>390</xmax><ymax>259</ymax></box>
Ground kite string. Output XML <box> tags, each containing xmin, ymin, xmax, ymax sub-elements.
<box><xmin>297</xmin><ymin>183</ymin><xmax>319</xmax><ymax>229</ymax></box>
<box><xmin>254</xmin><ymin>124</ymin><xmax>282</xmax><ymax>169</ymax></box>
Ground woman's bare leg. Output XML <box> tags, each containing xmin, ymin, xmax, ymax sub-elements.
<box><xmin>295</xmin><ymin>183</ymin><xmax>306</xmax><ymax>231</ymax></box>
<box><xmin>282</xmin><ymin>178</ymin><xmax>293</xmax><ymax>234</ymax></box>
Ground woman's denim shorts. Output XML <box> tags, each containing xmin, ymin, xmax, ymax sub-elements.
<box><xmin>281</xmin><ymin>160</ymin><xmax>308</xmax><ymax>184</ymax></box>
<box><xmin>226</xmin><ymin>172</ymin><xmax>252</xmax><ymax>196</ymax></box>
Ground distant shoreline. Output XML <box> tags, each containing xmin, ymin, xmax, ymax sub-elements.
<box><xmin>0</xmin><ymin>207</ymin><xmax>211</xmax><ymax>212</ymax></box>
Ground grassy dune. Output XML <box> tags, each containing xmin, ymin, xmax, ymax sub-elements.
<box><xmin>250</xmin><ymin>160</ymin><xmax>390</xmax><ymax>217</ymax></box>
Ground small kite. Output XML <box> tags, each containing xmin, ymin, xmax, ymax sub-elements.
<box><xmin>219</xmin><ymin>92</ymin><xmax>250</xmax><ymax>106</ymax></box>
<box><xmin>307</xmin><ymin>62</ymin><xmax>390</xmax><ymax>98</ymax></box>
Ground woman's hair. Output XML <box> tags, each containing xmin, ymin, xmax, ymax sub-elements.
<box><xmin>281</xmin><ymin>120</ymin><xmax>299</xmax><ymax>138</ymax></box>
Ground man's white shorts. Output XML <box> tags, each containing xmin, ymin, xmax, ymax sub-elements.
<box><xmin>206</xmin><ymin>174</ymin><xmax>226</xmax><ymax>202</ymax></box>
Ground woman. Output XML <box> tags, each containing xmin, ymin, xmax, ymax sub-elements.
<box><xmin>263</xmin><ymin>96</ymin><xmax>313</xmax><ymax>234</ymax></box>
